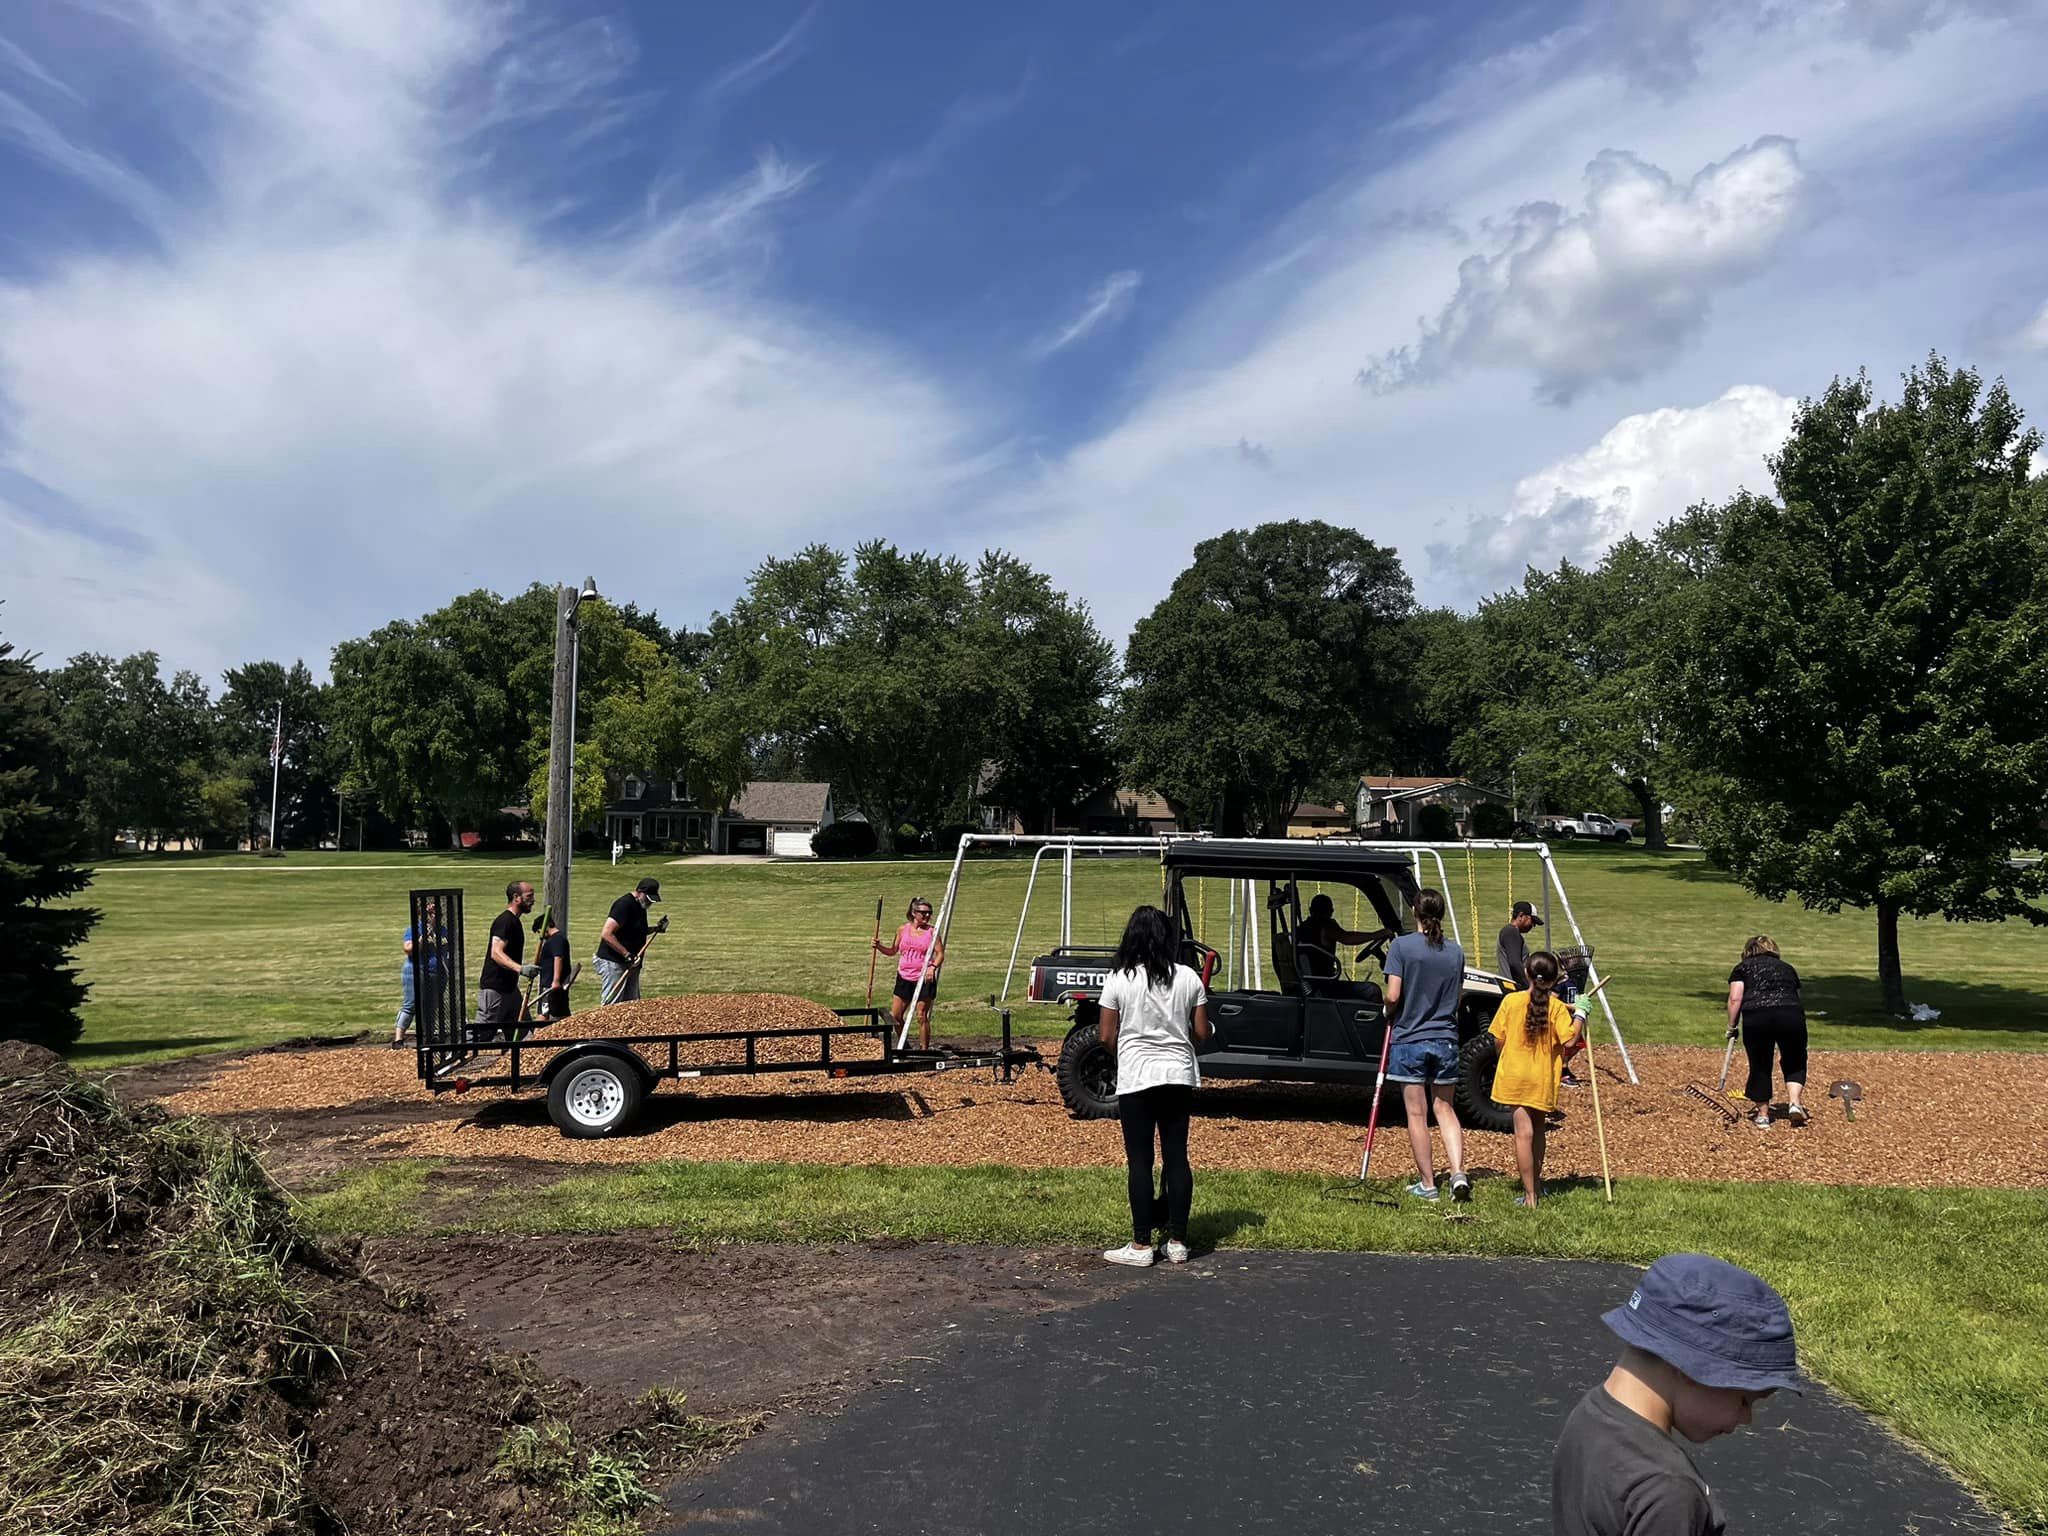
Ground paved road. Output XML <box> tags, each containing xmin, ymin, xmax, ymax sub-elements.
<box><xmin>663</xmin><ymin>1251</ymin><xmax>1999</xmax><ymax>1535</ymax></box>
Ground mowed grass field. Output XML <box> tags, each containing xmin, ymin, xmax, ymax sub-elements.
<box><xmin>72</xmin><ymin>842</ymin><xmax>2048</xmax><ymax>1064</ymax></box>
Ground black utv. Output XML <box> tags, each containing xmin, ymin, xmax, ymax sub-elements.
<box><xmin>1027</xmin><ymin>839</ymin><xmax>1528</xmax><ymax>1133</ymax></box>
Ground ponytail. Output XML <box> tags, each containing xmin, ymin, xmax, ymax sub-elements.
<box><xmin>1415</xmin><ymin>888</ymin><xmax>1446</xmax><ymax>950</ymax></box>
<box><xmin>1523</xmin><ymin>950</ymin><xmax>1562</xmax><ymax>1044</ymax></box>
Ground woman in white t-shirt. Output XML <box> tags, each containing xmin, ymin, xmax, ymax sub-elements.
<box><xmin>1097</xmin><ymin>905</ymin><xmax>1212</xmax><ymax>1267</ymax></box>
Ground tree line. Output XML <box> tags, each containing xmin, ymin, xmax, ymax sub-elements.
<box><xmin>6</xmin><ymin>355</ymin><xmax>2046</xmax><ymax>1029</ymax></box>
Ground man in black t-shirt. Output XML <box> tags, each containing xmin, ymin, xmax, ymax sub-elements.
<box><xmin>594</xmin><ymin>876</ymin><xmax>660</xmax><ymax>1004</ymax></box>
<box><xmin>1496</xmin><ymin>900</ymin><xmax>1542</xmax><ymax>986</ymax></box>
<box><xmin>477</xmin><ymin>880</ymin><xmax>537</xmax><ymax>1033</ymax></box>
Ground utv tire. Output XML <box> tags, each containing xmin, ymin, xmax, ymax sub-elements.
<box><xmin>1453</xmin><ymin>1033</ymin><xmax>1516</xmax><ymax>1135</ymax></box>
<box><xmin>1056</xmin><ymin>1021</ymin><xmax>1119</xmax><ymax>1120</ymax></box>
<box><xmin>547</xmin><ymin>1051</ymin><xmax>646</xmax><ymax>1138</ymax></box>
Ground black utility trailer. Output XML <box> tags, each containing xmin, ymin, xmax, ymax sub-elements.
<box><xmin>407</xmin><ymin>889</ymin><xmax>1038</xmax><ymax>1138</ymax></box>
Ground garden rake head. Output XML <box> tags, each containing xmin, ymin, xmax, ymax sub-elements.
<box><xmin>1684</xmin><ymin>1082</ymin><xmax>1743</xmax><ymax>1126</ymax></box>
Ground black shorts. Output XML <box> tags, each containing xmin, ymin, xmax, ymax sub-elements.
<box><xmin>892</xmin><ymin>973</ymin><xmax>939</xmax><ymax>1005</ymax></box>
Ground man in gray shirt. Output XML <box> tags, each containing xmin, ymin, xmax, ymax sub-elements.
<box><xmin>1496</xmin><ymin>899</ymin><xmax>1542</xmax><ymax>985</ymax></box>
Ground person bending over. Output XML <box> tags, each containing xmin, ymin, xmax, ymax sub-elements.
<box><xmin>594</xmin><ymin>876</ymin><xmax>661</xmax><ymax>1004</ymax></box>
<box><xmin>1727</xmin><ymin>935</ymin><xmax>1808</xmax><ymax>1129</ymax></box>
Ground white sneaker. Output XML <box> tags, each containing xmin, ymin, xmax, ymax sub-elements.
<box><xmin>1162</xmin><ymin>1240</ymin><xmax>1190</xmax><ymax>1264</ymax></box>
<box><xmin>1103</xmin><ymin>1242</ymin><xmax>1156</xmax><ymax>1267</ymax></box>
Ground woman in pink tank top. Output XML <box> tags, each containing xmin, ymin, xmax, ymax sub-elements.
<box><xmin>873</xmin><ymin>896</ymin><xmax>946</xmax><ymax>1047</ymax></box>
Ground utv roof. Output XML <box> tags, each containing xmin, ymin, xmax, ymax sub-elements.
<box><xmin>1160</xmin><ymin>839</ymin><xmax>1420</xmax><ymax>876</ymax></box>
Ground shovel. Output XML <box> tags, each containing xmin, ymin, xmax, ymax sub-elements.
<box><xmin>1828</xmin><ymin>1079</ymin><xmax>1864</xmax><ymax>1122</ymax></box>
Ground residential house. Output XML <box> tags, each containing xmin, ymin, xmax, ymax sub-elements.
<box><xmin>1067</xmin><ymin>786</ymin><xmax>1183</xmax><ymax>836</ymax></box>
<box><xmin>601</xmin><ymin>773</ymin><xmax>715</xmax><ymax>850</ymax></box>
<box><xmin>1354</xmin><ymin>775</ymin><xmax>1513</xmax><ymax>838</ymax></box>
<box><xmin>721</xmin><ymin>781</ymin><xmax>836</xmax><ymax>857</ymax></box>
<box><xmin>1285</xmin><ymin>801</ymin><xmax>1352</xmax><ymax>837</ymax></box>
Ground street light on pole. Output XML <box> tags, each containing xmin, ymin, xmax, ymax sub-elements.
<box><xmin>542</xmin><ymin>576</ymin><xmax>602</xmax><ymax>929</ymax></box>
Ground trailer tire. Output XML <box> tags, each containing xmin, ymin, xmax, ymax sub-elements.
<box><xmin>1453</xmin><ymin>1032</ymin><xmax>1516</xmax><ymax>1135</ymax></box>
<box><xmin>547</xmin><ymin>1052</ymin><xmax>645</xmax><ymax>1138</ymax></box>
<box><xmin>1056</xmin><ymin>1021</ymin><xmax>1119</xmax><ymax>1120</ymax></box>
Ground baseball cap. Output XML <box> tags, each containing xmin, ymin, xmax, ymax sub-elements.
<box><xmin>635</xmin><ymin>877</ymin><xmax>662</xmax><ymax>901</ymax></box>
<box><xmin>1511</xmin><ymin>900</ymin><xmax>1543</xmax><ymax>924</ymax></box>
<box><xmin>1603</xmin><ymin>1253</ymin><xmax>1803</xmax><ymax>1394</ymax></box>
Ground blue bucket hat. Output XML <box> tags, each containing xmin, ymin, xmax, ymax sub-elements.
<box><xmin>1603</xmin><ymin>1253</ymin><xmax>1803</xmax><ymax>1394</ymax></box>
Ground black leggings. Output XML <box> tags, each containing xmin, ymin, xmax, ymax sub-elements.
<box><xmin>1742</xmin><ymin>1005</ymin><xmax>1808</xmax><ymax>1104</ymax></box>
<box><xmin>1118</xmin><ymin>1085</ymin><xmax>1194</xmax><ymax>1245</ymax></box>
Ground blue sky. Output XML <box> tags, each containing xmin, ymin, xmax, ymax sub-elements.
<box><xmin>3</xmin><ymin>0</ymin><xmax>2047</xmax><ymax>679</ymax></box>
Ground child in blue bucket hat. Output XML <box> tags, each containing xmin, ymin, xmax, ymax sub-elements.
<box><xmin>1554</xmin><ymin>1253</ymin><xmax>1803</xmax><ymax>1535</ymax></box>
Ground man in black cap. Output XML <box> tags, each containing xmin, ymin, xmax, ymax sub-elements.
<box><xmin>1554</xmin><ymin>1253</ymin><xmax>1802</xmax><ymax>1535</ymax></box>
<box><xmin>594</xmin><ymin>876</ymin><xmax>661</xmax><ymax>1004</ymax></box>
<box><xmin>1497</xmin><ymin>899</ymin><xmax>1543</xmax><ymax>987</ymax></box>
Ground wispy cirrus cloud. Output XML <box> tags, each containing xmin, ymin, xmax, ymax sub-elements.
<box><xmin>0</xmin><ymin>0</ymin><xmax>994</xmax><ymax>676</ymax></box>
<box><xmin>702</xmin><ymin>4</ymin><xmax>818</xmax><ymax>105</ymax></box>
<box><xmin>1032</xmin><ymin>270</ymin><xmax>1142</xmax><ymax>358</ymax></box>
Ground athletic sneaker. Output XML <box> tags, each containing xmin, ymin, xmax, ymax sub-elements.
<box><xmin>1752</xmin><ymin>1109</ymin><xmax>1772</xmax><ymax>1129</ymax></box>
<box><xmin>1514</xmin><ymin>1192</ymin><xmax>1538</xmax><ymax>1208</ymax></box>
<box><xmin>1787</xmin><ymin>1104</ymin><xmax>1809</xmax><ymax>1127</ymax></box>
<box><xmin>1559</xmin><ymin>1067</ymin><xmax>1581</xmax><ymax>1088</ymax></box>
<box><xmin>1448</xmin><ymin>1173</ymin><xmax>1472</xmax><ymax>1203</ymax></box>
<box><xmin>1162</xmin><ymin>1240</ymin><xmax>1190</xmax><ymax>1264</ymax></box>
<box><xmin>1103</xmin><ymin>1243</ymin><xmax>1156</xmax><ymax>1267</ymax></box>
<box><xmin>1405</xmin><ymin>1180</ymin><xmax>1440</xmax><ymax>1201</ymax></box>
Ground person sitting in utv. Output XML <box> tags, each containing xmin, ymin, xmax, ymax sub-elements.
<box><xmin>1294</xmin><ymin>893</ymin><xmax>1394</xmax><ymax>998</ymax></box>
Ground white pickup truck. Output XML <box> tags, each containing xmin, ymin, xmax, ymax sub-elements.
<box><xmin>1543</xmin><ymin>811</ymin><xmax>1632</xmax><ymax>842</ymax></box>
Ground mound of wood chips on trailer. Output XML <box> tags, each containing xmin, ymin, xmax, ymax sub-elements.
<box><xmin>147</xmin><ymin>1030</ymin><xmax>2048</xmax><ymax>1191</ymax></box>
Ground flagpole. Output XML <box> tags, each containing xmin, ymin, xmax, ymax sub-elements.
<box><xmin>268</xmin><ymin>701</ymin><xmax>284</xmax><ymax>851</ymax></box>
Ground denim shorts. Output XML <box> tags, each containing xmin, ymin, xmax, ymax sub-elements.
<box><xmin>1386</xmin><ymin>1038</ymin><xmax>1459</xmax><ymax>1085</ymax></box>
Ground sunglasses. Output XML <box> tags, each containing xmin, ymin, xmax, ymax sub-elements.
<box><xmin>912</xmin><ymin>908</ymin><xmax>933</xmax><ymax>917</ymax></box>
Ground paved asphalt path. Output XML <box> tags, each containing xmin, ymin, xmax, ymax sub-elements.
<box><xmin>664</xmin><ymin>1251</ymin><xmax>2000</xmax><ymax>1535</ymax></box>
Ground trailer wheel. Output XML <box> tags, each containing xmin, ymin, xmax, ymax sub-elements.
<box><xmin>1056</xmin><ymin>1021</ymin><xmax>1119</xmax><ymax>1120</ymax></box>
<box><xmin>548</xmin><ymin>1053</ymin><xmax>645</xmax><ymax>1138</ymax></box>
<box><xmin>1453</xmin><ymin>1033</ymin><xmax>1516</xmax><ymax>1135</ymax></box>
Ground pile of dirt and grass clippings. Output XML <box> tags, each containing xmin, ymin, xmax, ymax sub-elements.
<box><xmin>0</xmin><ymin>1055</ymin><xmax>754</xmax><ymax>1536</ymax></box>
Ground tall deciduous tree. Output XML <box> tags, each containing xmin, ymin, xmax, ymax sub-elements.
<box><xmin>1670</xmin><ymin>358</ymin><xmax>2048</xmax><ymax>1014</ymax></box>
<box><xmin>0</xmin><ymin>635</ymin><xmax>99</xmax><ymax>1051</ymax></box>
<box><xmin>1441</xmin><ymin>536</ymin><xmax>1702</xmax><ymax>846</ymax></box>
<box><xmin>1120</xmin><ymin>521</ymin><xmax>1415</xmax><ymax>835</ymax></box>
<box><xmin>219</xmin><ymin>659</ymin><xmax>331</xmax><ymax>848</ymax></box>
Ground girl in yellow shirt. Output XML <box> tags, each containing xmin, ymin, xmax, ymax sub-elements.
<box><xmin>1487</xmin><ymin>951</ymin><xmax>1586</xmax><ymax>1207</ymax></box>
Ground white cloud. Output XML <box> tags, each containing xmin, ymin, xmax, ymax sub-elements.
<box><xmin>1606</xmin><ymin>0</ymin><xmax>2027</xmax><ymax>91</ymax></box>
<box><xmin>1032</xmin><ymin>270</ymin><xmax>1142</xmax><ymax>358</ymax></box>
<box><xmin>1363</xmin><ymin>137</ymin><xmax>1809</xmax><ymax>403</ymax></box>
<box><xmin>2017</xmin><ymin>300</ymin><xmax>2048</xmax><ymax>353</ymax></box>
<box><xmin>1430</xmin><ymin>384</ymin><xmax>1798</xmax><ymax>592</ymax></box>
<box><xmin>0</xmin><ymin>0</ymin><xmax>992</xmax><ymax>676</ymax></box>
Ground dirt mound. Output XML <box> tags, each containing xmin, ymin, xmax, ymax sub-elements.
<box><xmin>0</xmin><ymin>1063</ymin><xmax>747</xmax><ymax>1536</ymax></box>
<box><xmin>0</xmin><ymin>1039</ymin><xmax>63</xmax><ymax>1078</ymax></box>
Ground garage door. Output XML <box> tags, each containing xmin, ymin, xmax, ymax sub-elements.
<box><xmin>771</xmin><ymin>829</ymin><xmax>816</xmax><ymax>859</ymax></box>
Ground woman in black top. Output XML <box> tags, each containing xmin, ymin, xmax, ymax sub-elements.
<box><xmin>1727</xmin><ymin>935</ymin><xmax>1807</xmax><ymax>1128</ymax></box>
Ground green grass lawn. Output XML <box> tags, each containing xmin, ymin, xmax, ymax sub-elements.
<box><xmin>68</xmin><ymin>843</ymin><xmax>2048</xmax><ymax>1073</ymax></box>
<box><xmin>301</xmin><ymin>1158</ymin><xmax>2048</xmax><ymax>1534</ymax></box>
<box><xmin>72</xmin><ymin>842</ymin><xmax>2048</xmax><ymax>1065</ymax></box>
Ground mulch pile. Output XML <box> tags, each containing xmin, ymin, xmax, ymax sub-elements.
<box><xmin>155</xmin><ymin>1035</ymin><xmax>2048</xmax><ymax>1190</ymax></box>
<box><xmin>0</xmin><ymin>1057</ymin><xmax>744</xmax><ymax>1535</ymax></box>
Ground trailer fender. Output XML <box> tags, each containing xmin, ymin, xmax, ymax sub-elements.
<box><xmin>537</xmin><ymin>1040</ymin><xmax>655</xmax><ymax>1092</ymax></box>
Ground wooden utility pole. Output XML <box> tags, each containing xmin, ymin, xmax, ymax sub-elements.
<box><xmin>543</xmin><ymin>578</ymin><xmax>601</xmax><ymax>928</ymax></box>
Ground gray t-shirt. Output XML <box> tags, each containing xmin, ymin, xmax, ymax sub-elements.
<box><xmin>1553</xmin><ymin>1386</ymin><xmax>1724</xmax><ymax>1536</ymax></box>
<box><xmin>1497</xmin><ymin>923</ymin><xmax>1530</xmax><ymax>985</ymax></box>
<box><xmin>1384</xmin><ymin>930</ymin><xmax>1464</xmax><ymax>1046</ymax></box>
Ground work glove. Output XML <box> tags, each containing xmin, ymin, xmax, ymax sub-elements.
<box><xmin>520</xmin><ymin>964</ymin><xmax>540</xmax><ymax>979</ymax></box>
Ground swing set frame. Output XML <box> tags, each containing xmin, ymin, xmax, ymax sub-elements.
<box><xmin>902</xmin><ymin>832</ymin><xmax>1637</xmax><ymax>1085</ymax></box>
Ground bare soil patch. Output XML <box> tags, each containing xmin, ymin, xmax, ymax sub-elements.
<box><xmin>146</xmin><ymin>1033</ymin><xmax>2048</xmax><ymax>1190</ymax></box>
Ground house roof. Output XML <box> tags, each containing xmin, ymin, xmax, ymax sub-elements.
<box><xmin>1289</xmin><ymin>802</ymin><xmax>1349</xmax><ymax>820</ymax></box>
<box><xmin>728</xmin><ymin>780</ymin><xmax>831</xmax><ymax>825</ymax></box>
<box><xmin>1358</xmin><ymin>774</ymin><xmax>1459</xmax><ymax>791</ymax></box>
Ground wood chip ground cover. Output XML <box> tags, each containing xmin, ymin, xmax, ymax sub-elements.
<box><xmin>150</xmin><ymin>1004</ymin><xmax>2048</xmax><ymax>1189</ymax></box>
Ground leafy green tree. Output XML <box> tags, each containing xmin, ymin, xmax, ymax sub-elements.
<box><xmin>219</xmin><ymin>660</ymin><xmax>331</xmax><ymax>848</ymax></box>
<box><xmin>1669</xmin><ymin>358</ymin><xmax>2048</xmax><ymax>1014</ymax></box>
<box><xmin>0</xmin><ymin>634</ymin><xmax>99</xmax><ymax>1051</ymax></box>
<box><xmin>1119</xmin><ymin>521</ymin><xmax>1415</xmax><ymax>835</ymax></box>
<box><xmin>699</xmin><ymin>543</ymin><xmax>1102</xmax><ymax>851</ymax></box>
<box><xmin>968</xmin><ymin>552</ymin><xmax>1118</xmax><ymax>834</ymax></box>
<box><xmin>1441</xmin><ymin>537</ymin><xmax>1699</xmax><ymax>847</ymax></box>
<box><xmin>43</xmin><ymin>652</ymin><xmax>214</xmax><ymax>852</ymax></box>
